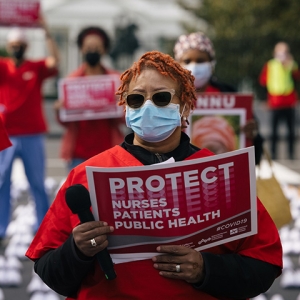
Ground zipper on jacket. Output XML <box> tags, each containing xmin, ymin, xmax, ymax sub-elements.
<box><xmin>155</xmin><ymin>153</ymin><xmax>163</xmax><ymax>163</ymax></box>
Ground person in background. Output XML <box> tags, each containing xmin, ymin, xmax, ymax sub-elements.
<box><xmin>0</xmin><ymin>15</ymin><xmax>59</xmax><ymax>239</ymax></box>
<box><xmin>54</xmin><ymin>26</ymin><xmax>125</xmax><ymax>171</ymax></box>
<box><xmin>26</xmin><ymin>51</ymin><xmax>282</xmax><ymax>300</ymax></box>
<box><xmin>259</xmin><ymin>42</ymin><xmax>300</xmax><ymax>160</ymax></box>
<box><xmin>174</xmin><ymin>31</ymin><xmax>264</xmax><ymax>164</ymax></box>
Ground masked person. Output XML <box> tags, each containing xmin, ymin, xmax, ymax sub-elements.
<box><xmin>174</xmin><ymin>32</ymin><xmax>264</xmax><ymax>164</ymax></box>
<box><xmin>54</xmin><ymin>26</ymin><xmax>125</xmax><ymax>171</ymax></box>
<box><xmin>259</xmin><ymin>42</ymin><xmax>300</xmax><ymax>160</ymax></box>
<box><xmin>0</xmin><ymin>15</ymin><xmax>59</xmax><ymax>240</ymax></box>
<box><xmin>26</xmin><ymin>51</ymin><xmax>282</xmax><ymax>300</ymax></box>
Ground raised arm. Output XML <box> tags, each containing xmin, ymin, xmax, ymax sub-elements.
<box><xmin>39</xmin><ymin>13</ymin><xmax>60</xmax><ymax>69</ymax></box>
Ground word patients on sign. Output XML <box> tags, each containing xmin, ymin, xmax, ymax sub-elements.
<box><xmin>86</xmin><ymin>147</ymin><xmax>257</xmax><ymax>263</ymax></box>
<box><xmin>0</xmin><ymin>0</ymin><xmax>40</xmax><ymax>27</ymax></box>
<box><xmin>58</xmin><ymin>74</ymin><xmax>123</xmax><ymax>121</ymax></box>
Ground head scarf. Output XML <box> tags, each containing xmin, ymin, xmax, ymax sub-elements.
<box><xmin>174</xmin><ymin>32</ymin><xmax>215</xmax><ymax>61</ymax></box>
<box><xmin>191</xmin><ymin>115</ymin><xmax>236</xmax><ymax>152</ymax></box>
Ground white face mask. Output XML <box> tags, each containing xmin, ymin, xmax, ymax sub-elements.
<box><xmin>185</xmin><ymin>62</ymin><xmax>212</xmax><ymax>89</ymax></box>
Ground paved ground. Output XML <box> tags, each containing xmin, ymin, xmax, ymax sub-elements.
<box><xmin>1</xmin><ymin>101</ymin><xmax>300</xmax><ymax>299</ymax></box>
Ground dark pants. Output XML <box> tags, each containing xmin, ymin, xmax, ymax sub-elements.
<box><xmin>270</xmin><ymin>107</ymin><xmax>296</xmax><ymax>159</ymax></box>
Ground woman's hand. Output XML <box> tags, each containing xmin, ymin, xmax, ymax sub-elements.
<box><xmin>72</xmin><ymin>221</ymin><xmax>114</xmax><ymax>257</ymax></box>
<box><xmin>152</xmin><ymin>245</ymin><xmax>204</xmax><ymax>284</ymax></box>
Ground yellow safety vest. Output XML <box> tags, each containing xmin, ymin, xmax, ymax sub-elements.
<box><xmin>266</xmin><ymin>59</ymin><xmax>297</xmax><ymax>96</ymax></box>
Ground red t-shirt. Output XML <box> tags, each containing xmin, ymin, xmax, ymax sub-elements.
<box><xmin>26</xmin><ymin>146</ymin><xmax>282</xmax><ymax>300</ymax></box>
<box><xmin>0</xmin><ymin>58</ymin><xmax>57</xmax><ymax>135</ymax></box>
<box><xmin>0</xmin><ymin>114</ymin><xmax>11</xmax><ymax>151</ymax></box>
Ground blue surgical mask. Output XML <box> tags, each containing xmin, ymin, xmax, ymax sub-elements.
<box><xmin>185</xmin><ymin>62</ymin><xmax>212</xmax><ymax>89</ymax></box>
<box><xmin>125</xmin><ymin>100</ymin><xmax>182</xmax><ymax>142</ymax></box>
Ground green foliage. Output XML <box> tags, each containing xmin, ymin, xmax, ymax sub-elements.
<box><xmin>0</xmin><ymin>48</ymin><xmax>8</xmax><ymax>57</ymax></box>
<box><xmin>178</xmin><ymin>0</ymin><xmax>300</xmax><ymax>99</ymax></box>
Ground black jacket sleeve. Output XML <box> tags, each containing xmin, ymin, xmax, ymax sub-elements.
<box><xmin>34</xmin><ymin>234</ymin><xmax>280</xmax><ymax>299</ymax></box>
<box><xmin>34</xmin><ymin>234</ymin><xmax>95</xmax><ymax>297</ymax></box>
<box><xmin>193</xmin><ymin>252</ymin><xmax>281</xmax><ymax>299</ymax></box>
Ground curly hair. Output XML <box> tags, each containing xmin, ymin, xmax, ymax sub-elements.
<box><xmin>116</xmin><ymin>51</ymin><xmax>197</xmax><ymax>110</ymax></box>
<box><xmin>76</xmin><ymin>26</ymin><xmax>110</xmax><ymax>51</ymax></box>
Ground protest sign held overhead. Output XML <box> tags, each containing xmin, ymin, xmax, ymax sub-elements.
<box><xmin>0</xmin><ymin>0</ymin><xmax>40</xmax><ymax>27</ymax></box>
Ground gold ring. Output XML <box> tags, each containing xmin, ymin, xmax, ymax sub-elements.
<box><xmin>90</xmin><ymin>238</ymin><xmax>97</xmax><ymax>247</ymax></box>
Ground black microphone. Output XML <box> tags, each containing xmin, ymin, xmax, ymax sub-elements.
<box><xmin>65</xmin><ymin>183</ymin><xmax>117</xmax><ymax>280</ymax></box>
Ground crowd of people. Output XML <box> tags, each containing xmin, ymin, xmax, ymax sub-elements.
<box><xmin>1</xmin><ymin>10</ymin><xmax>299</xmax><ymax>300</ymax></box>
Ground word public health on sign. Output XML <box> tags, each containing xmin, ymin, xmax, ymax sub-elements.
<box><xmin>0</xmin><ymin>0</ymin><xmax>40</xmax><ymax>27</ymax></box>
<box><xmin>187</xmin><ymin>93</ymin><xmax>253</xmax><ymax>150</ymax></box>
<box><xmin>86</xmin><ymin>147</ymin><xmax>257</xmax><ymax>263</ymax></box>
<box><xmin>58</xmin><ymin>74</ymin><xmax>123</xmax><ymax>122</ymax></box>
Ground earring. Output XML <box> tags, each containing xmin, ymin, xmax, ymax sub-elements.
<box><xmin>184</xmin><ymin>117</ymin><xmax>190</xmax><ymax>125</ymax></box>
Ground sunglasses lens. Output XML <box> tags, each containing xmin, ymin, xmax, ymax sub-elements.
<box><xmin>152</xmin><ymin>92</ymin><xmax>172</xmax><ymax>107</ymax></box>
<box><xmin>126</xmin><ymin>94</ymin><xmax>144</xmax><ymax>109</ymax></box>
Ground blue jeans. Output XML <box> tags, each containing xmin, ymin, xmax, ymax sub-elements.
<box><xmin>0</xmin><ymin>134</ymin><xmax>49</xmax><ymax>237</ymax></box>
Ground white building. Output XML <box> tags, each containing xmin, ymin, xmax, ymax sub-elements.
<box><xmin>0</xmin><ymin>0</ymin><xmax>205</xmax><ymax>95</ymax></box>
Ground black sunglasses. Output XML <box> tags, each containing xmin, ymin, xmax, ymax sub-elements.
<box><xmin>125</xmin><ymin>89</ymin><xmax>176</xmax><ymax>109</ymax></box>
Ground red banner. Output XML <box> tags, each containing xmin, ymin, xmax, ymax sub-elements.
<box><xmin>86</xmin><ymin>147</ymin><xmax>257</xmax><ymax>263</ymax></box>
<box><xmin>58</xmin><ymin>74</ymin><xmax>123</xmax><ymax>121</ymax></box>
<box><xmin>0</xmin><ymin>0</ymin><xmax>40</xmax><ymax>27</ymax></box>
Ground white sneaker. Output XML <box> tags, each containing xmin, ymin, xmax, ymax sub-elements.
<box><xmin>0</xmin><ymin>288</ymin><xmax>4</xmax><ymax>300</ymax></box>
<box><xmin>280</xmin><ymin>269</ymin><xmax>295</xmax><ymax>288</ymax></box>
<box><xmin>270</xmin><ymin>294</ymin><xmax>285</xmax><ymax>300</ymax></box>
<box><xmin>252</xmin><ymin>294</ymin><xmax>267</xmax><ymax>300</ymax></box>
<box><xmin>294</xmin><ymin>269</ymin><xmax>300</xmax><ymax>287</ymax></box>
<box><xmin>27</xmin><ymin>273</ymin><xmax>44</xmax><ymax>294</ymax></box>
<box><xmin>30</xmin><ymin>291</ymin><xmax>45</xmax><ymax>300</ymax></box>
<box><xmin>0</xmin><ymin>256</ymin><xmax>5</xmax><ymax>269</ymax></box>
<box><xmin>6</xmin><ymin>269</ymin><xmax>22</xmax><ymax>287</ymax></box>
<box><xmin>282</xmin><ymin>255</ymin><xmax>293</xmax><ymax>269</ymax></box>
<box><xmin>6</xmin><ymin>256</ymin><xmax>23</xmax><ymax>270</ymax></box>
<box><xmin>45</xmin><ymin>291</ymin><xmax>60</xmax><ymax>300</ymax></box>
<box><xmin>0</xmin><ymin>269</ymin><xmax>7</xmax><ymax>286</ymax></box>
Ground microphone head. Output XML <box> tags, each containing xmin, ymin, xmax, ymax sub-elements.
<box><xmin>65</xmin><ymin>184</ymin><xmax>91</xmax><ymax>214</ymax></box>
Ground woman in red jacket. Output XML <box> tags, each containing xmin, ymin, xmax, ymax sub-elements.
<box><xmin>27</xmin><ymin>51</ymin><xmax>282</xmax><ymax>300</ymax></box>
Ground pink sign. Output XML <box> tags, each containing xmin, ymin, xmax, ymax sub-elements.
<box><xmin>0</xmin><ymin>0</ymin><xmax>40</xmax><ymax>27</ymax></box>
<box><xmin>86</xmin><ymin>147</ymin><xmax>257</xmax><ymax>263</ymax></box>
<box><xmin>58</xmin><ymin>75</ymin><xmax>123</xmax><ymax>121</ymax></box>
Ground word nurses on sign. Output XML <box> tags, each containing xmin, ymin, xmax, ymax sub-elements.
<box><xmin>109</xmin><ymin>161</ymin><xmax>233</xmax><ymax>230</ymax></box>
<box><xmin>86</xmin><ymin>147</ymin><xmax>257</xmax><ymax>263</ymax></box>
